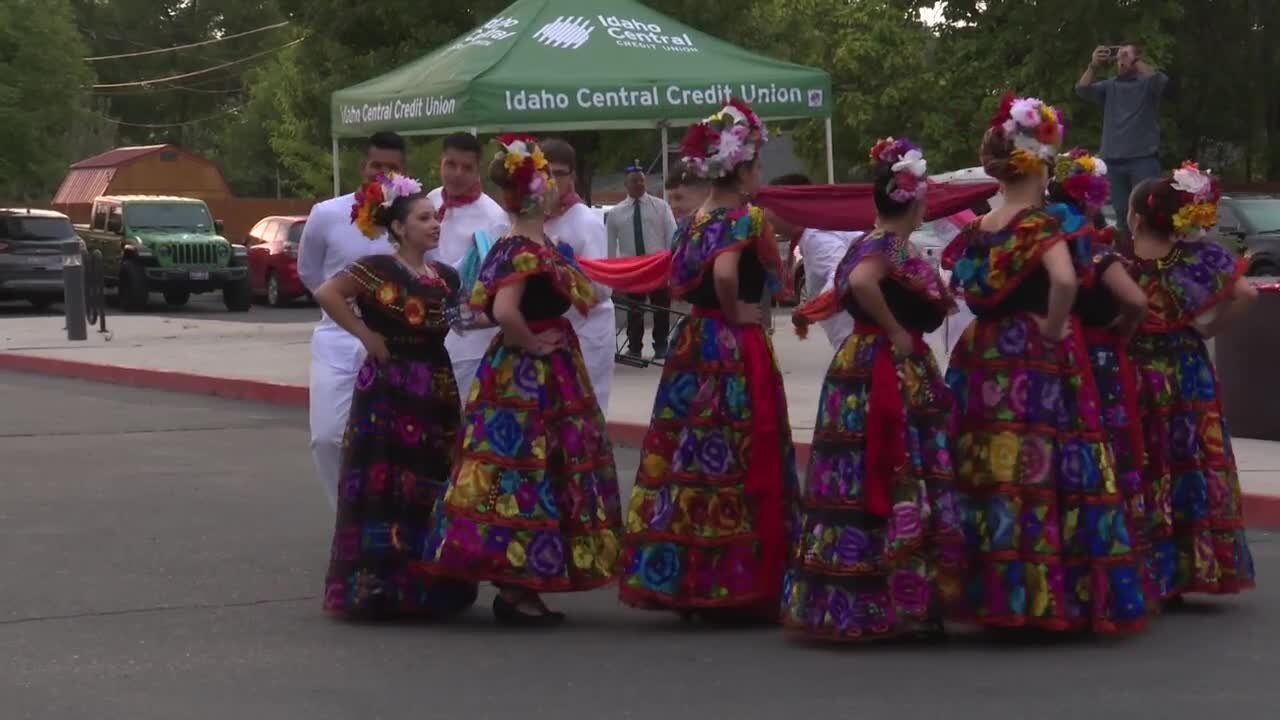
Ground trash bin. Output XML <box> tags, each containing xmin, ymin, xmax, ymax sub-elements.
<box><xmin>1215</xmin><ymin>279</ymin><xmax>1280</xmax><ymax>440</ymax></box>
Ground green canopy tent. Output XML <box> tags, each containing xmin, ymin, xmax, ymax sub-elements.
<box><xmin>328</xmin><ymin>0</ymin><xmax>833</xmax><ymax>195</ymax></box>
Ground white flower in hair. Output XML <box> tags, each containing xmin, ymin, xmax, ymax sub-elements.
<box><xmin>721</xmin><ymin>105</ymin><xmax>747</xmax><ymax>125</ymax></box>
<box><xmin>508</xmin><ymin>140</ymin><xmax>529</xmax><ymax>156</ymax></box>
<box><xmin>1010</xmin><ymin>99</ymin><xmax>1042</xmax><ymax>128</ymax></box>
<box><xmin>892</xmin><ymin>149</ymin><xmax>927</xmax><ymax>178</ymax></box>
<box><xmin>1172</xmin><ymin>165</ymin><xmax>1212</xmax><ymax>199</ymax></box>
<box><xmin>1093</xmin><ymin>158</ymin><xmax>1108</xmax><ymax>175</ymax></box>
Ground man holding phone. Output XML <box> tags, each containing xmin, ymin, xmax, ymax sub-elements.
<box><xmin>1076</xmin><ymin>42</ymin><xmax>1169</xmax><ymax>238</ymax></box>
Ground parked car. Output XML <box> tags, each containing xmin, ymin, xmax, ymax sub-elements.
<box><xmin>246</xmin><ymin>215</ymin><xmax>309</xmax><ymax>306</ymax></box>
<box><xmin>1214</xmin><ymin>194</ymin><xmax>1280</xmax><ymax>276</ymax></box>
<box><xmin>0</xmin><ymin>208</ymin><xmax>80</xmax><ymax>310</ymax></box>
<box><xmin>76</xmin><ymin>195</ymin><xmax>251</xmax><ymax>312</ymax></box>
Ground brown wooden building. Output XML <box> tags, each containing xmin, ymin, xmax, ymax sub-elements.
<box><xmin>52</xmin><ymin>145</ymin><xmax>315</xmax><ymax>242</ymax></box>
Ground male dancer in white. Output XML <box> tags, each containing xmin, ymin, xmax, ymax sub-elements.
<box><xmin>765</xmin><ymin>174</ymin><xmax>860</xmax><ymax>349</ymax></box>
<box><xmin>297</xmin><ymin>132</ymin><xmax>403</xmax><ymax>508</ymax></box>
<box><xmin>541</xmin><ymin>138</ymin><xmax>616</xmax><ymax>412</ymax></box>
<box><xmin>427</xmin><ymin>132</ymin><xmax>510</xmax><ymax>404</ymax></box>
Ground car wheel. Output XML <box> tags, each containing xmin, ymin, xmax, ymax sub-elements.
<box><xmin>266</xmin><ymin>271</ymin><xmax>287</xmax><ymax>307</ymax></box>
<box><xmin>223</xmin><ymin>277</ymin><xmax>252</xmax><ymax>312</ymax></box>
<box><xmin>163</xmin><ymin>289</ymin><xmax>191</xmax><ymax>307</ymax></box>
<box><xmin>119</xmin><ymin>262</ymin><xmax>150</xmax><ymax>312</ymax></box>
<box><xmin>1248</xmin><ymin>261</ymin><xmax>1280</xmax><ymax>278</ymax></box>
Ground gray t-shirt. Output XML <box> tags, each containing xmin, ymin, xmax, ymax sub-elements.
<box><xmin>1076</xmin><ymin>72</ymin><xmax>1169</xmax><ymax>160</ymax></box>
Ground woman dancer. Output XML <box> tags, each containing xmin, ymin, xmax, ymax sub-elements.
<box><xmin>421</xmin><ymin>135</ymin><xmax>622</xmax><ymax>626</ymax></box>
<box><xmin>619</xmin><ymin>99</ymin><xmax>798</xmax><ymax>624</ymax></box>
<box><xmin>1126</xmin><ymin>165</ymin><xmax>1257</xmax><ymax>603</ymax></box>
<box><xmin>781</xmin><ymin>139</ymin><xmax>965</xmax><ymax>641</ymax></box>
<box><xmin>315</xmin><ymin>174</ymin><xmax>478</xmax><ymax>620</ymax></box>
<box><xmin>1045</xmin><ymin>150</ymin><xmax>1154</xmax><ymax>603</ymax></box>
<box><xmin>943</xmin><ymin>94</ymin><xmax>1148</xmax><ymax>633</ymax></box>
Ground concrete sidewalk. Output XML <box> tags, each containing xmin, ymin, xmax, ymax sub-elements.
<box><xmin>2</xmin><ymin>302</ymin><xmax>1278</xmax><ymax>526</ymax></box>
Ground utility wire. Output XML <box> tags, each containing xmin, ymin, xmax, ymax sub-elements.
<box><xmin>91</xmin><ymin>38</ymin><xmax>304</xmax><ymax>89</ymax></box>
<box><xmin>91</xmin><ymin>104</ymin><xmax>246</xmax><ymax>128</ymax></box>
<box><xmin>84</xmin><ymin>21</ymin><xmax>291</xmax><ymax>61</ymax></box>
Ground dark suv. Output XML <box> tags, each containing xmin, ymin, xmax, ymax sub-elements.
<box><xmin>1214</xmin><ymin>194</ymin><xmax>1280</xmax><ymax>276</ymax></box>
<box><xmin>0</xmin><ymin>209</ymin><xmax>79</xmax><ymax>310</ymax></box>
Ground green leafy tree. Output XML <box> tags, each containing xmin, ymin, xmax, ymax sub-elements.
<box><xmin>0</xmin><ymin>0</ymin><xmax>93</xmax><ymax>200</ymax></box>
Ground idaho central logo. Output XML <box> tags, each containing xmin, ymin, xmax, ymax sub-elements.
<box><xmin>532</xmin><ymin>16</ymin><xmax>594</xmax><ymax>49</ymax></box>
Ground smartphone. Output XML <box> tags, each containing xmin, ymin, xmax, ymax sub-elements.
<box><xmin>1107</xmin><ymin>46</ymin><xmax>1120</xmax><ymax>59</ymax></box>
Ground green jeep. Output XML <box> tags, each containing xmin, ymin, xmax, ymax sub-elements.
<box><xmin>77</xmin><ymin>196</ymin><xmax>251</xmax><ymax>312</ymax></box>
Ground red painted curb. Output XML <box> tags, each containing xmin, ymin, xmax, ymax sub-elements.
<box><xmin>3</xmin><ymin>350</ymin><xmax>1278</xmax><ymax>531</ymax></box>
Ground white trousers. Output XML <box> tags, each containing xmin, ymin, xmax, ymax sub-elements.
<box><xmin>309</xmin><ymin>358</ymin><xmax>358</xmax><ymax>510</ymax></box>
<box><xmin>580</xmin><ymin>336</ymin><xmax>615</xmax><ymax>416</ymax></box>
<box><xmin>452</xmin><ymin>357</ymin><xmax>482</xmax><ymax>411</ymax></box>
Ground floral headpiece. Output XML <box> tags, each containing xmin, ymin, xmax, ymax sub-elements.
<box><xmin>869</xmin><ymin>137</ymin><xmax>927</xmax><ymax>203</ymax></box>
<box><xmin>680</xmin><ymin>97</ymin><xmax>768</xmax><ymax>180</ymax></box>
<box><xmin>990</xmin><ymin>91</ymin><xmax>1065</xmax><ymax>177</ymax></box>
<box><xmin>350</xmin><ymin>172</ymin><xmax>424</xmax><ymax>239</ymax></box>
<box><xmin>1167</xmin><ymin>161</ymin><xmax>1221</xmax><ymax>236</ymax></box>
<box><xmin>1054</xmin><ymin>148</ymin><xmax>1109</xmax><ymax>208</ymax></box>
<box><xmin>494</xmin><ymin>133</ymin><xmax>553</xmax><ymax>214</ymax></box>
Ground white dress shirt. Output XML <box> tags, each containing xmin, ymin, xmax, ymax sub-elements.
<box><xmin>546</xmin><ymin>202</ymin><xmax>614</xmax><ymax>343</ymax></box>
<box><xmin>799</xmin><ymin>229</ymin><xmax>860</xmax><ymax>348</ymax></box>
<box><xmin>605</xmin><ymin>193</ymin><xmax>678</xmax><ymax>258</ymax></box>
<box><xmin>297</xmin><ymin>193</ymin><xmax>394</xmax><ymax>368</ymax></box>
<box><xmin>427</xmin><ymin>187</ymin><xmax>511</xmax><ymax>363</ymax></box>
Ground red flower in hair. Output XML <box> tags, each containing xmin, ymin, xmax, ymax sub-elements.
<box><xmin>727</xmin><ymin>97</ymin><xmax>761</xmax><ymax>128</ymax></box>
<box><xmin>496</xmin><ymin>133</ymin><xmax>538</xmax><ymax>146</ymax></box>
<box><xmin>991</xmin><ymin>90</ymin><xmax>1016</xmax><ymax>129</ymax></box>
<box><xmin>681</xmin><ymin>122</ymin><xmax>714</xmax><ymax>159</ymax></box>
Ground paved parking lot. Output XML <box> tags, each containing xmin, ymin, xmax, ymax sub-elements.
<box><xmin>2</xmin><ymin>372</ymin><xmax>1277</xmax><ymax>720</ymax></box>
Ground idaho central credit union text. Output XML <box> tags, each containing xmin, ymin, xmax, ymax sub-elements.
<box><xmin>504</xmin><ymin>84</ymin><xmax>806</xmax><ymax>111</ymax></box>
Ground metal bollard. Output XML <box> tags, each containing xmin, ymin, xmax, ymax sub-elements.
<box><xmin>62</xmin><ymin>239</ymin><xmax>87</xmax><ymax>341</ymax></box>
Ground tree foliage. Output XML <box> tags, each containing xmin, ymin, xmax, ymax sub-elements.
<box><xmin>0</xmin><ymin>0</ymin><xmax>93</xmax><ymax>200</ymax></box>
<box><xmin>3</xmin><ymin>0</ymin><xmax>1280</xmax><ymax>201</ymax></box>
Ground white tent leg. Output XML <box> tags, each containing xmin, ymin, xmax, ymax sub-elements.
<box><xmin>331</xmin><ymin>136</ymin><xmax>341</xmax><ymax>197</ymax></box>
<box><xmin>824</xmin><ymin>117</ymin><xmax>835</xmax><ymax>184</ymax></box>
<box><xmin>660</xmin><ymin>125</ymin><xmax>670</xmax><ymax>200</ymax></box>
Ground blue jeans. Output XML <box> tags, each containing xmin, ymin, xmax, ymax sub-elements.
<box><xmin>1105</xmin><ymin>155</ymin><xmax>1162</xmax><ymax>236</ymax></box>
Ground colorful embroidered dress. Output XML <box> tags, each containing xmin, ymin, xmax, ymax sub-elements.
<box><xmin>1047</xmin><ymin>202</ymin><xmax>1157</xmax><ymax>606</ymax></box>
<box><xmin>619</xmin><ymin>205</ymin><xmax>799</xmax><ymax>618</ymax></box>
<box><xmin>781</xmin><ymin>231</ymin><xmax>965</xmax><ymax>640</ymax></box>
<box><xmin>943</xmin><ymin>208</ymin><xmax>1148</xmax><ymax>633</ymax></box>
<box><xmin>421</xmin><ymin>236</ymin><xmax>622</xmax><ymax>592</ymax></box>
<box><xmin>323</xmin><ymin>255</ymin><xmax>479</xmax><ymax>619</ymax></box>
<box><xmin>1127</xmin><ymin>239</ymin><xmax>1254</xmax><ymax>598</ymax></box>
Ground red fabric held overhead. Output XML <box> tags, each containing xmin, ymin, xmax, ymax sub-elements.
<box><xmin>753</xmin><ymin>180</ymin><xmax>1000</xmax><ymax>232</ymax></box>
<box><xmin>575</xmin><ymin>180</ymin><xmax>1000</xmax><ymax>293</ymax></box>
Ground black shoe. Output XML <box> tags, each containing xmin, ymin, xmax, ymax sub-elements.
<box><xmin>492</xmin><ymin>595</ymin><xmax>565</xmax><ymax>627</ymax></box>
<box><xmin>625</xmin><ymin>345</ymin><xmax>643</xmax><ymax>358</ymax></box>
<box><xmin>653</xmin><ymin>345</ymin><xmax>668</xmax><ymax>360</ymax></box>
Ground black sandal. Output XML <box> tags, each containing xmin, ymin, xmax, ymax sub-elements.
<box><xmin>492</xmin><ymin>594</ymin><xmax>565</xmax><ymax>627</ymax></box>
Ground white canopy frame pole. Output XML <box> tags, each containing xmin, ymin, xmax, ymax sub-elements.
<box><xmin>331</xmin><ymin>136</ymin><xmax>341</xmax><ymax>197</ymax></box>
<box><xmin>824</xmin><ymin>116</ymin><xmax>835</xmax><ymax>184</ymax></box>
<box><xmin>660</xmin><ymin>124</ymin><xmax>670</xmax><ymax>200</ymax></box>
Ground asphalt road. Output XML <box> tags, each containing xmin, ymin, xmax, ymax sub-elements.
<box><xmin>0</xmin><ymin>292</ymin><xmax>319</xmax><ymax>323</ymax></box>
<box><xmin>2</xmin><ymin>372</ymin><xmax>1277</xmax><ymax>720</ymax></box>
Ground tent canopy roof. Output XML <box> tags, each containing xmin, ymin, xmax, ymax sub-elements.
<box><xmin>330</xmin><ymin>0</ymin><xmax>831</xmax><ymax>138</ymax></box>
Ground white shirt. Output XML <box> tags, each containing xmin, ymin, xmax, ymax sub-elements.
<box><xmin>297</xmin><ymin>193</ymin><xmax>394</xmax><ymax>368</ymax></box>
<box><xmin>799</xmin><ymin>229</ymin><xmax>860</xmax><ymax>348</ymax></box>
<box><xmin>428</xmin><ymin>187</ymin><xmax>511</xmax><ymax>362</ymax></box>
<box><xmin>605</xmin><ymin>193</ymin><xmax>678</xmax><ymax>257</ymax></box>
<box><xmin>546</xmin><ymin>202</ymin><xmax>614</xmax><ymax>343</ymax></box>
